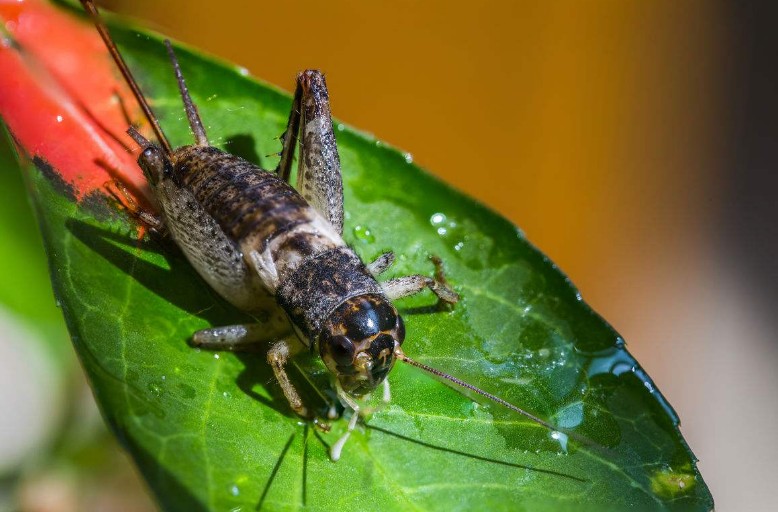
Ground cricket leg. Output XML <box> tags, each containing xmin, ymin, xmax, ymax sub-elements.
<box><xmin>276</xmin><ymin>80</ymin><xmax>302</xmax><ymax>183</ymax></box>
<box><xmin>277</xmin><ymin>70</ymin><xmax>344</xmax><ymax>234</ymax></box>
<box><xmin>330</xmin><ymin>381</ymin><xmax>361</xmax><ymax>461</ymax></box>
<box><xmin>190</xmin><ymin>316</ymin><xmax>290</xmax><ymax>351</ymax></box>
<box><xmin>381</xmin><ymin>256</ymin><xmax>459</xmax><ymax>304</ymax></box>
<box><xmin>367</xmin><ymin>251</ymin><xmax>395</xmax><ymax>276</ymax></box>
<box><xmin>193</xmin><ymin>320</ymin><xmax>311</xmax><ymax>418</ymax></box>
<box><xmin>267</xmin><ymin>338</ymin><xmax>309</xmax><ymax>418</ymax></box>
<box><xmin>382</xmin><ymin>379</ymin><xmax>391</xmax><ymax>403</ymax></box>
<box><xmin>104</xmin><ymin>178</ymin><xmax>165</xmax><ymax>235</ymax></box>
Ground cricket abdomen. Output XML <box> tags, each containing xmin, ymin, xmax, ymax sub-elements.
<box><xmin>174</xmin><ymin>146</ymin><xmax>308</xmax><ymax>243</ymax></box>
<box><xmin>155</xmin><ymin>177</ymin><xmax>274</xmax><ymax>314</ymax></box>
<box><xmin>172</xmin><ymin>145</ymin><xmax>345</xmax><ymax>292</ymax></box>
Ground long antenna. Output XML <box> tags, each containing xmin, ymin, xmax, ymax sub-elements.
<box><xmin>395</xmin><ymin>346</ymin><xmax>607</xmax><ymax>454</ymax></box>
<box><xmin>79</xmin><ymin>0</ymin><xmax>173</xmax><ymax>155</ymax></box>
<box><xmin>395</xmin><ymin>348</ymin><xmax>560</xmax><ymax>432</ymax></box>
<box><xmin>164</xmin><ymin>40</ymin><xmax>209</xmax><ymax>146</ymax></box>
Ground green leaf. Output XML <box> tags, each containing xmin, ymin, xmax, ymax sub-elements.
<box><xmin>3</xmin><ymin>14</ymin><xmax>712</xmax><ymax>512</ymax></box>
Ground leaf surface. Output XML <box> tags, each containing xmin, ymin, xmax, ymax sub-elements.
<box><xmin>0</xmin><ymin>2</ymin><xmax>712</xmax><ymax>510</ymax></box>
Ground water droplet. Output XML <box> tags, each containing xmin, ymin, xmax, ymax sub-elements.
<box><xmin>430</xmin><ymin>213</ymin><xmax>447</xmax><ymax>226</ymax></box>
<box><xmin>582</xmin><ymin>345</ymin><xmax>678</xmax><ymax>422</ymax></box>
<box><xmin>430</xmin><ymin>212</ymin><xmax>462</xmax><ymax>242</ymax></box>
<box><xmin>147</xmin><ymin>382</ymin><xmax>163</xmax><ymax>397</ymax></box>
<box><xmin>222</xmin><ymin>391</ymin><xmax>232</xmax><ymax>399</ymax></box>
<box><xmin>375</xmin><ymin>140</ymin><xmax>383</xmax><ymax>147</ymax></box>
<box><xmin>230</xmin><ymin>484</ymin><xmax>240</xmax><ymax>496</ymax></box>
<box><xmin>178</xmin><ymin>383</ymin><xmax>196</xmax><ymax>399</ymax></box>
<box><xmin>550</xmin><ymin>430</ymin><xmax>568</xmax><ymax>453</ymax></box>
<box><xmin>453</xmin><ymin>241</ymin><xmax>464</xmax><ymax>251</ymax></box>
<box><xmin>585</xmin><ymin>347</ymin><xmax>634</xmax><ymax>378</ymax></box>
<box><xmin>538</xmin><ymin>348</ymin><xmax>550</xmax><ymax>358</ymax></box>
<box><xmin>207</xmin><ymin>94</ymin><xmax>218</xmax><ymax>101</ymax></box>
<box><xmin>214</xmin><ymin>353</ymin><xmax>220</xmax><ymax>359</ymax></box>
<box><xmin>404</xmin><ymin>152</ymin><xmax>413</xmax><ymax>163</ymax></box>
<box><xmin>237</xmin><ymin>66</ymin><xmax>250</xmax><ymax>76</ymax></box>
<box><xmin>650</xmin><ymin>467</ymin><xmax>695</xmax><ymax>498</ymax></box>
<box><xmin>633</xmin><ymin>365</ymin><xmax>664</xmax><ymax>399</ymax></box>
<box><xmin>161</xmin><ymin>375</ymin><xmax>166</xmax><ymax>381</ymax></box>
<box><xmin>554</xmin><ymin>402</ymin><xmax>584</xmax><ymax>429</ymax></box>
<box><xmin>337</xmin><ymin>123</ymin><xmax>345</xmax><ymax>131</ymax></box>
<box><xmin>575</xmin><ymin>291</ymin><xmax>583</xmax><ymax>301</ymax></box>
<box><xmin>56</xmin><ymin>115</ymin><xmax>63</xmax><ymax>123</ymax></box>
<box><xmin>352</xmin><ymin>225</ymin><xmax>375</xmax><ymax>243</ymax></box>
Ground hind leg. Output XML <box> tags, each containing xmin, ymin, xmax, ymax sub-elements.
<box><xmin>276</xmin><ymin>71</ymin><xmax>344</xmax><ymax>234</ymax></box>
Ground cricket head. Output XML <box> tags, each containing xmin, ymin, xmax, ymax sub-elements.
<box><xmin>318</xmin><ymin>294</ymin><xmax>405</xmax><ymax>396</ymax></box>
<box><xmin>128</xmin><ymin>127</ymin><xmax>173</xmax><ymax>189</ymax></box>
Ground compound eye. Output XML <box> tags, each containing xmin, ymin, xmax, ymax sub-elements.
<box><xmin>396</xmin><ymin>315</ymin><xmax>406</xmax><ymax>345</ymax></box>
<box><xmin>329</xmin><ymin>335</ymin><xmax>355</xmax><ymax>366</ymax></box>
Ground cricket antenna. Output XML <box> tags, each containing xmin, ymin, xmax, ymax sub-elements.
<box><xmin>164</xmin><ymin>40</ymin><xmax>209</xmax><ymax>146</ymax></box>
<box><xmin>79</xmin><ymin>0</ymin><xmax>173</xmax><ymax>155</ymax></box>
<box><xmin>395</xmin><ymin>347</ymin><xmax>567</xmax><ymax>438</ymax></box>
<box><xmin>126</xmin><ymin>126</ymin><xmax>151</xmax><ymax>147</ymax></box>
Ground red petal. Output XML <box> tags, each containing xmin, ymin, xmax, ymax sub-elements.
<box><xmin>0</xmin><ymin>0</ymin><xmax>150</xmax><ymax>202</ymax></box>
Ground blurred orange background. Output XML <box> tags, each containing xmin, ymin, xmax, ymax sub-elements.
<box><xmin>4</xmin><ymin>0</ymin><xmax>777</xmax><ymax>510</ymax></box>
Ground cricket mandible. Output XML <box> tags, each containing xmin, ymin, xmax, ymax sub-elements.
<box><xmin>80</xmin><ymin>0</ymin><xmax>566</xmax><ymax>460</ymax></box>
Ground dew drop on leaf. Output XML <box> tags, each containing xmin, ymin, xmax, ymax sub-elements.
<box><xmin>147</xmin><ymin>382</ymin><xmax>163</xmax><ymax>397</ymax></box>
<box><xmin>352</xmin><ymin>224</ymin><xmax>375</xmax><ymax>243</ymax></box>
<box><xmin>650</xmin><ymin>467</ymin><xmax>696</xmax><ymax>498</ymax></box>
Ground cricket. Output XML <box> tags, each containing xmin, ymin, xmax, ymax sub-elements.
<box><xmin>80</xmin><ymin>0</ymin><xmax>569</xmax><ymax>461</ymax></box>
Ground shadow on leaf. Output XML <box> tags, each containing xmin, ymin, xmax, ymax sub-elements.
<box><xmin>65</xmin><ymin>217</ymin><xmax>246</xmax><ymax>326</ymax></box>
<box><xmin>367</xmin><ymin>424</ymin><xmax>588</xmax><ymax>484</ymax></box>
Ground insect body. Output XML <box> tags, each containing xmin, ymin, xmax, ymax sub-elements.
<box><xmin>81</xmin><ymin>0</ymin><xmax>565</xmax><ymax>461</ymax></box>
<box><xmin>139</xmin><ymin>76</ymin><xmax>458</xmax><ymax>410</ymax></box>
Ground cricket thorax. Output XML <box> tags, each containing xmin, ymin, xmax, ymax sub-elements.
<box><xmin>276</xmin><ymin>247</ymin><xmax>385</xmax><ymax>342</ymax></box>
